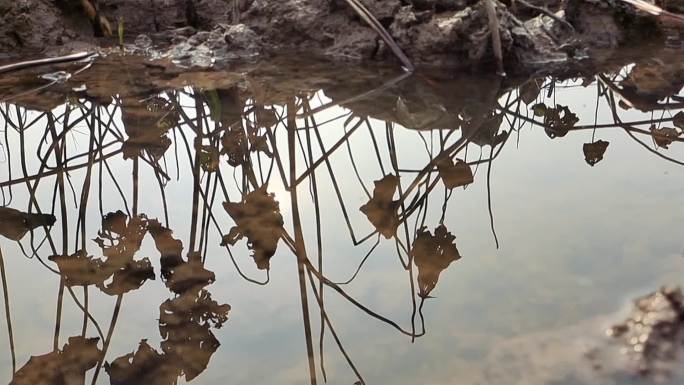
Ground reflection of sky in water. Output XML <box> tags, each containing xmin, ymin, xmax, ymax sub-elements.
<box><xmin>0</xmin><ymin>77</ymin><xmax>683</xmax><ymax>385</ymax></box>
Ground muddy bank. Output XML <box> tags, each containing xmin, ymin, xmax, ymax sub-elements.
<box><xmin>0</xmin><ymin>0</ymin><xmax>680</xmax><ymax>70</ymax></box>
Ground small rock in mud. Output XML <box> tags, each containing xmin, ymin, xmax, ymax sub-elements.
<box><xmin>607</xmin><ymin>286</ymin><xmax>684</xmax><ymax>376</ymax></box>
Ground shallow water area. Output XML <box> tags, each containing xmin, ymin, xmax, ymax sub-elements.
<box><xmin>0</xmin><ymin>53</ymin><xmax>683</xmax><ymax>385</ymax></box>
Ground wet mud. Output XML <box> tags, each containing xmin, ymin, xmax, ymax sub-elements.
<box><xmin>0</xmin><ymin>0</ymin><xmax>681</xmax><ymax>71</ymax></box>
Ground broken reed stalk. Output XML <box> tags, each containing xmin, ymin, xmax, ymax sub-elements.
<box><xmin>484</xmin><ymin>0</ymin><xmax>506</xmax><ymax>76</ymax></box>
<box><xmin>342</xmin><ymin>0</ymin><xmax>415</xmax><ymax>71</ymax></box>
<box><xmin>0</xmin><ymin>52</ymin><xmax>96</xmax><ymax>75</ymax></box>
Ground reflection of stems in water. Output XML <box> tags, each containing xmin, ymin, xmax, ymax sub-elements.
<box><xmin>603</xmin><ymin>91</ymin><xmax>684</xmax><ymax>167</ymax></box>
<box><xmin>387</xmin><ymin>123</ymin><xmax>412</xmax><ymax>268</ymax></box>
<box><xmin>91</xmin><ymin>294</ymin><xmax>123</xmax><ymax>385</ymax></box>
<box><xmin>287</xmin><ymin>99</ymin><xmax>318</xmax><ymax>385</ymax></box>
<box><xmin>132</xmin><ymin>156</ymin><xmax>139</xmax><ymax>216</ymax></box>
<box><xmin>50</xmin><ymin>119</ymin><xmax>68</xmax><ymax>350</ymax></box>
<box><xmin>302</xmin><ymin>111</ymin><xmax>327</xmax><ymax>381</ymax></box>
<box><xmin>367</xmin><ymin>120</ymin><xmax>386</xmax><ymax>175</ymax></box>
<box><xmin>305</xmin><ymin>269</ymin><xmax>366</xmax><ymax>385</ymax></box>
<box><xmin>82</xmin><ymin>286</ymin><xmax>89</xmax><ymax>336</ymax></box>
<box><xmin>281</xmin><ymin>232</ymin><xmax>424</xmax><ymax>338</ymax></box>
<box><xmin>0</xmin><ymin>246</ymin><xmax>16</xmax><ymax>373</ymax></box>
<box><xmin>75</xmin><ymin>118</ymin><xmax>96</xmax><ymax>251</ymax></box>
<box><xmin>343</xmin><ymin>119</ymin><xmax>371</xmax><ymax>199</ymax></box>
<box><xmin>486</xmin><ymin>146</ymin><xmax>500</xmax><ymax>249</ymax></box>
<box><xmin>308</xmin><ymin>112</ymin><xmax>375</xmax><ymax>245</ymax></box>
<box><xmin>332</xmin><ymin>235</ymin><xmax>380</xmax><ymax>285</ymax></box>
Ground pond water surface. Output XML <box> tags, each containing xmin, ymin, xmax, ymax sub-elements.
<box><xmin>0</xmin><ymin>55</ymin><xmax>683</xmax><ymax>385</ymax></box>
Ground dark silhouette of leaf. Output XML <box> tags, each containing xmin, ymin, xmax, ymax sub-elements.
<box><xmin>98</xmin><ymin>259</ymin><xmax>156</xmax><ymax>296</ymax></box>
<box><xmin>543</xmin><ymin>104</ymin><xmax>579</xmax><ymax>138</ymax></box>
<box><xmin>462</xmin><ymin>113</ymin><xmax>507</xmax><ymax>147</ymax></box>
<box><xmin>360</xmin><ymin>175</ymin><xmax>400</xmax><ymax>239</ymax></box>
<box><xmin>583</xmin><ymin>140</ymin><xmax>610</xmax><ymax>166</ymax></box>
<box><xmin>519</xmin><ymin>79</ymin><xmax>542</xmax><ymax>105</ymax></box>
<box><xmin>222</xmin><ymin>186</ymin><xmax>284</xmax><ymax>270</ymax></box>
<box><xmin>674</xmin><ymin>112</ymin><xmax>684</xmax><ymax>130</ymax></box>
<box><xmin>436</xmin><ymin>157</ymin><xmax>474</xmax><ymax>189</ymax></box>
<box><xmin>411</xmin><ymin>225</ymin><xmax>461</xmax><ymax>297</ymax></box>
<box><xmin>650</xmin><ymin>125</ymin><xmax>681</xmax><ymax>148</ymax></box>
<box><xmin>148</xmin><ymin>219</ymin><xmax>184</xmax><ymax>280</ymax></box>
<box><xmin>0</xmin><ymin>207</ymin><xmax>55</xmax><ymax>241</ymax></box>
<box><xmin>11</xmin><ymin>337</ymin><xmax>101</xmax><ymax>385</ymax></box>
<box><xmin>105</xmin><ymin>340</ymin><xmax>180</xmax><ymax>385</ymax></box>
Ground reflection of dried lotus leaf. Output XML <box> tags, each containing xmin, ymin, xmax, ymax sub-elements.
<box><xmin>160</xmin><ymin>288</ymin><xmax>230</xmax><ymax>330</ymax></box>
<box><xmin>437</xmin><ymin>157</ymin><xmax>473</xmax><ymax>189</ymax></box>
<box><xmin>49</xmin><ymin>250</ymin><xmax>110</xmax><ymax>287</ymax></box>
<box><xmin>650</xmin><ymin>125</ymin><xmax>681</xmax><ymax>149</ymax></box>
<box><xmin>158</xmin><ymin>289</ymin><xmax>229</xmax><ymax>380</ymax></box>
<box><xmin>99</xmin><ymin>259</ymin><xmax>155</xmax><ymax>296</ymax></box>
<box><xmin>148</xmin><ymin>220</ymin><xmax>184</xmax><ymax>278</ymax></box>
<box><xmin>583</xmin><ymin>140</ymin><xmax>610</xmax><ymax>166</ymax></box>
<box><xmin>102</xmin><ymin>210</ymin><xmax>128</xmax><ymax>235</ymax></box>
<box><xmin>122</xmin><ymin>136</ymin><xmax>172</xmax><ymax>161</ymax></box>
<box><xmin>360</xmin><ymin>175</ymin><xmax>400</xmax><ymax>239</ymax></box>
<box><xmin>120</xmin><ymin>97</ymin><xmax>176</xmax><ymax>160</ymax></box>
<box><xmin>256</xmin><ymin>106</ymin><xmax>278</xmax><ymax>128</ymax></box>
<box><xmin>0</xmin><ymin>207</ymin><xmax>56</xmax><ymax>241</ymax></box>
<box><xmin>462</xmin><ymin>113</ymin><xmax>507</xmax><ymax>147</ymax></box>
<box><xmin>105</xmin><ymin>340</ymin><xmax>181</xmax><ymax>385</ymax></box>
<box><xmin>11</xmin><ymin>336</ymin><xmax>101</xmax><ymax>385</ymax></box>
<box><xmin>519</xmin><ymin>79</ymin><xmax>542</xmax><ymax>105</ymax></box>
<box><xmin>11</xmin><ymin>352</ymin><xmax>61</xmax><ymax>385</ymax></box>
<box><xmin>198</xmin><ymin>145</ymin><xmax>220</xmax><ymax>172</ymax></box>
<box><xmin>220</xmin><ymin>127</ymin><xmax>247</xmax><ymax>167</ymax></box>
<box><xmin>94</xmin><ymin>213</ymin><xmax>148</xmax><ymax>266</ymax></box>
<box><xmin>411</xmin><ymin>225</ymin><xmax>460</xmax><ymax>297</ymax></box>
<box><xmin>222</xmin><ymin>186</ymin><xmax>284</xmax><ymax>270</ymax></box>
<box><xmin>249</xmin><ymin>134</ymin><xmax>273</xmax><ymax>157</ymax></box>
<box><xmin>532</xmin><ymin>103</ymin><xmax>547</xmax><ymax>117</ymax></box>
<box><xmin>60</xmin><ymin>337</ymin><xmax>102</xmax><ymax>385</ymax></box>
<box><xmin>165</xmin><ymin>260</ymin><xmax>216</xmax><ymax>294</ymax></box>
<box><xmin>543</xmin><ymin>104</ymin><xmax>579</xmax><ymax>138</ymax></box>
<box><xmin>160</xmin><ymin>323</ymin><xmax>219</xmax><ymax>381</ymax></box>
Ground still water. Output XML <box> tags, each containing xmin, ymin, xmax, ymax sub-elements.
<box><xmin>0</xmin><ymin>55</ymin><xmax>683</xmax><ymax>385</ymax></box>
